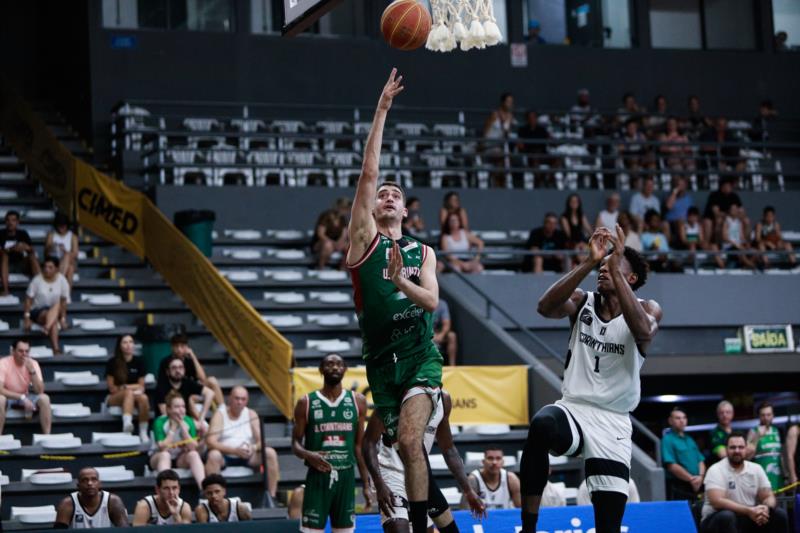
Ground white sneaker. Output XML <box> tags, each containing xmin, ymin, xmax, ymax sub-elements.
<box><xmin>123</xmin><ymin>422</ymin><xmax>134</xmax><ymax>433</ymax></box>
<box><xmin>139</xmin><ymin>430</ymin><xmax>149</xmax><ymax>443</ymax></box>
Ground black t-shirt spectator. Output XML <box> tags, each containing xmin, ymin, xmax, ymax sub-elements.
<box><xmin>105</xmin><ymin>356</ymin><xmax>146</xmax><ymax>386</ymax></box>
<box><xmin>700</xmin><ymin>129</ymin><xmax>739</xmax><ymax>159</ymax></box>
<box><xmin>0</xmin><ymin>228</ymin><xmax>32</xmax><ymax>259</ymax></box>
<box><xmin>526</xmin><ymin>228</ymin><xmax>568</xmax><ymax>272</ymax></box>
<box><xmin>703</xmin><ymin>190</ymin><xmax>742</xmax><ymax>219</ymax></box>
<box><xmin>518</xmin><ymin>124</ymin><xmax>549</xmax><ymax>155</ymax></box>
<box><xmin>155</xmin><ymin>377</ymin><xmax>203</xmax><ymax>408</ymax></box>
<box><xmin>157</xmin><ymin>354</ymin><xmax>198</xmax><ymax>384</ymax></box>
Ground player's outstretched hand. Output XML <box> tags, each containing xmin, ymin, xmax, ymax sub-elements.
<box><xmin>587</xmin><ymin>227</ymin><xmax>611</xmax><ymax>264</ymax></box>
<box><xmin>378</xmin><ymin>68</ymin><xmax>405</xmax><ymax>111</ymax></box>
<box><xmin>374</xmin><ymin>482</ymin><xmax>395</xmax><ymax>518</ymax></box>
<box><xmin>464</xmin><ymin>489</ymin><xmax>487</xmax><ymax>520</ymax></box>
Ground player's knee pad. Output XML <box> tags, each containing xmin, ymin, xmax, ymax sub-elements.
<box><xmin>427</xmin><ymin>481</ymin><xmax>449</xmax><ymax>518</ymax></box>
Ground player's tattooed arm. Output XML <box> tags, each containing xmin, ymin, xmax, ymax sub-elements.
<box><xmin>108</xmin><ymin>494</ymin><xmax>130</xmax><ymax>527</ymax></box>
<box><xmin>361</xmin><ymin>411</ymin><xmax>394</xmax><ymax>518</ymax></box>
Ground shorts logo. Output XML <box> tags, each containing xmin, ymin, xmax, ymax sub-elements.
<box><xmin>580</xmin><ymin>309</ymin><xmax>593</xmax><ymax>326</ymax></box>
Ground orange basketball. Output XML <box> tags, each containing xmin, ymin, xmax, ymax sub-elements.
<box><xmin>380</xmin><ymin>0</ymin><xmax>432</xmax><ymax>51</ymax></box>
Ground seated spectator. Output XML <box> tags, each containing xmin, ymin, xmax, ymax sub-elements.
<box><xmin>569</xmin><ymin>89</ymin><xmax>602</xmax><ymax>136</ymax></box>
<box><xmin>577</xmin><ymin>477</ymin><xmax>640</xmax><ymax>505</ymax></box>
<box><xmin>158</xmin><ymin>334</ymin><xmax>223</xmax><ymax>407</ymax></box>
<box><xmin>0</xmin><ymin>210</ymin><xmax>40</xmax><ymax>296</ymax></box>
<box><xmin>700</xmin><ymin>117</ymin><xmax>746</xmax><ymax>177</ymax></box>
<box><xmin>746</xmin><ymin>402</ymin><xmax>783</xmax><ymax>491</ymax></box>
<box><xmin>641</xmin><ymin>210</ymin><xmax>672</xmax><ymax>271</ymax></box>
<box><xmin>722</xmin><ymin>204</ymin><xmax>756</xmax><ymax>269</ymax></box>
<box><xmin>678</xmin><ymin>207</ymin><xmax>724</xmax><ymax>268</ymax></box>
<box><xmin>155</xmin><ymin>356</ymin><xmax>214</xmax><ymax>431</ymax></box>
<box><xmin>467</xmin><ymin>447</ymin><xmax>521</xmax><ymax>509</ymax></box>
<box><xmin>0</xmin><ymin>338</ymin><xmax>51</xmax><ymax>434</ymax></box>
<box><xmin>774</xmin><ymin>31</ymin><xmax>788</xmax><ymax>51</ymax></box>
<box><xmin>23</xmin><ymin>256</ymin><xmax>69</xmax><ymax>354</ymax></box>
<box><xmin>595</xmin><ymin>193</ymin><xmax>621</xmax><ymax>230</ymax></box>
<box><xmin>629</xmin><ymin>176</ymin><xmax>661</xmax><ymax>231</ymax></box>
<box><xmin>439</xmin><ymin>191</ymin><xmax>470</xmax><ymax>231</ymax></box>
<box><xmin>659</xmin><ymin>117</ymin><xmax>696</xmax><ymax>174</ymax></box>
<box><xmin>526</xmin><ymin>213</ymin><xmax>567</xmax><ymax>273</ymax></box>
<box><xmin>402</xmin><ymin>196</ymin><xmax>425</xmax><ymax>237</ymax></box>
<box><xmin>45</xmin><ymin>213</ymin><xmax>79</xmax><ymax>289</ymax></box>
<box><xmin>616</xmin><ymin>92</ymin><xmax>644</xmax><ymax>127</ymax></box>
<box><xmin>311</xmin><ymin>197</ymin><xmax>350</xmax><ymax>270</ymax></box>
<box><xmin>206</xmin><ymin>386</ymin><xmax>279</xmax><ymax>498</ymax></box>
<box><xmin>683</xmin><ymin>95</ymin><xmax>712</xmax><ymax>139</ymax></box>
<box><xmin>433</xmin><ymin>298</ymin><xmax>457</xmax><ymax>366</ymax></box>
<box><xmin>750</xmin><ymin>100</ymin><xmax>778</xmax><ymax>143</ymax></box>
<box><xmin>664</xmin><ymin>175</ymin><xmax>694</xmax><ymax>238</ymax></box>
<box><xmin>106</xmin><ymin>334</ymin><xmax>150</xmax><ymax>441</ymax></box>
<box><xmin>133</xmin><ymin>469</ymin><xmax>192</xmax><ymax>526</ymax></box>
<box><xmin>617</xmin><ymin>119</ymin><xmax>655</xmax><ymax>183</ymax></box>
<box><xmin>482</xmin><ymin>93</ymin><xmax>517</xmax><ymax>187</ymax></box>
<box><xmin>517</xmin><ymin>110</ymin><xmax>553</xmax><ymax>185</ymax></box>
<box><xmin>754</xmin><ymin>206</ymin><xmax>796</xmax><ymax>268</ymax></box>
<box><xmin>560</xmin><ymin>193</ymin><xmax>593</xmax><ymax>265</ymax></box>
<box><xmin>54</xmin><ymin>467</ymin><xmax>129</xmax><ymax>528</ymax></box>
<box><xmin>644</xmin><ymin>94</ymin><xmax>669</xmax><ymax>136</ymax></box>
<box><xmin>618</xmin><ymin>211</ymin><xmax>642</xmax><ymax>252</ymax></box>
<box><xmin>440</xmin><ymin>212</ymin><xmax>484</xmax><ymax>273</ymax></box>
<box><xmin>703</xmin><ymin>177</ymin><xmax>744</xmax><ymax>244</ymax></box>
<box><xmin>786</xmin><ymin>423</ymin><xmax>800</xmax><ymax>486</ymax></box>
<box><xmin>710</xmin><ymin>400</ymin><xmax>735</xmax><ymax>462</ymax></box>
<box><xmin>540</xmin><ymin>473</ymin><xmax>566</xmax><ymax>508</ymax></box>
<box><xmin>662</xmin><ymin>406</ymin><xmax>706</xmax><ymax>501</ymax></box>
<box><xmin>150</xmin><ymin>391</ymin><xmax>205</xmax><ymax>489</ymax></box>
<box><xmin>700</xmin><ymin>433</ymin><xmax>788</xmax><ymax>533</ymax></box>
<box><xmin>196</xmin><ymin>473</ymin><xmax>252</xmax><ymax>523</ymax></box>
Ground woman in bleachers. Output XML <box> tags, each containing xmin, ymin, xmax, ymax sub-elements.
<box><xmin>23</xmin><ymin>256</ymin><xmax>69</xmax><ymax>355</ymax></box>
<box><xmin>44</xmin><ymin>213</ymin><xmax>79</xmax><ymax>289</ymax></box>
<box><xmin>440</xmin><ymin>212</ymin><xmax>484</xmax><ymax>273</ymax></box>
<box><xmin>150</xmin><ymin>390</ymin><xmax>205</xmax><ymax>489</ymax></box>
<box><xmin>658</xmin><ymin>117</ymin><xmax>696</xmax><ymax>174</ymax></box>
<box><xmin>311</xmin><ymin>198</ymin><xmax>349</xmax><ymax>270</ymax></box>
<box><xmin>617</xmin><ymin>211</ymin><xmax>642</xmax><ymax>252</ymax></box>
<box><xmin>403</xmin><ymin>196</ymin><xmax>425</xmax><ymax>238</ymax></box>
<box><xmin>439</xmin><ymin>191</ymin><xmax>470</xmax><ymax>231</ymax></box>
<box><xmin>106</xmin><ymin>334</ymin><xmax>150</xmax><ymax>442</ymax></box>
<box><xmin>560</xmin><ymin>194</ymin><xmax>593</xmax><ymax>266</ymax></box>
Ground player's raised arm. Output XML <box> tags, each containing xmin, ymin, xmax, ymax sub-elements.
<box><xmin>537</xmin><ymin>228</ymin><xmax>610</xmax><ymax>319</ymax></box>
<box><xmin>347</xmin><ymin>69</ymin><xmax>405</xmax><ymax>264</ymax></box>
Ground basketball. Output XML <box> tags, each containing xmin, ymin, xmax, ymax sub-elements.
<box><xmin>380</xmin><ymin>0</ymin><xmax>431</xmax><ymax>51</ymax></box>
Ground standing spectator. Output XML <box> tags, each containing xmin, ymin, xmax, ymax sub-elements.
<box><xmin>517</xmin><ymin>110</ymin><xmax>553</xmax><ymax>187</ymax></box>
<box><xmin>205</xmin><ymin>386</ymin><xmax>280</xmax><ymax>499</ymax></box>
<box><xmin>679</xmin><ymin>207</ymin><xmax>724</xmax><ymax>268</ymax></box>
<box><xmin>683</xmin><ymin>95</ymin><xmax>711</xmax><ymax>139</ymax></box>
<box><xmin>664</xmin><ymin>175</ymin><xmax>694</xmax><ymax>231</ymax></box>
<box><xmin>700</xmin><ymin>433</ymin><xmax>788</xmax><ymax>533</ymax></box>
<box><xmin>746</xmin><ymin>402</ymin><xmax>784</xmax><ymax>491</ymax></box>
<box><xmin>595</xmin><ymin>193</ymin><xmax>621</xmax><ymax>230</ymax></box>
<box><xmin>539</xmin><ymin>471</ymin><xmax>566</xmax><ymax>508</ymax></box>
<box><xmin>105</xmin><ymin>334</ymin><xmax>150</xmax><ymax>441</ymax></box>
<box><xmin>483</xmin><ymin>93</ymin><xmax>517</xmax><ymax>187</ymax></box>
<box><xmin>23</xmin><ymin>256</ymin><xmax>70</xmax><ymax>354</ymax></box>
<box><xmin>155</xmin><ymin>357</ymin><xmax>215</xmax><ymax>430</ymax></box>
<box><xmin>644</xmin><ymin>95</ymin><xmax>669</xmax><ymax>136</ymax></box>
<box><xmin>433</xmin><ymin>298</ymin><xmax>457</xmax><ymax>366</ymax></box>
<box><xmin>560</xmin><ymin>194</ymin><xmax>593</xmax><ymax>265</ymax></box>
<box><xmin>526</xmin><ymin>19</ymin><xmax>546</xmax><ymax>44</ymax></box>
<box><xmin>526</xmin><ymin>213</ymin><xmax>568</xmax><ymax>273</ymax></box>
<box><xmin>311</xmin><ymin>198</ymin><xmax>350</xmax><ymax>270</ymax></box>
<box><xmin>700</xmin><ymin>117</ymin><xmax>746</xmax><ymax>178</ymax></box>
<box><xmin>785</xmin><ymin>423</ymin><xmax>800</xmax><ymax>486</ymax></box>
<box><xmin>629</xmin><ymin>176</ymin><xmax>661</xmax><ymax>231</ymax></box>
<box><xmin>710</xmin><ymin>400</ymin><xmax>735</xmax><ymax>462</ymax></box>
<box><xmin>440</xmin><ymin>212</ymin><xmax>484</xmax><ymax>274</ymax></box>
<box><xmin>662</xmin><ymin>406</ymin><xmax>706</xmax><ymax>501</ymax></box>
<box><xmin>195</xmin><ymin>474</ymin><xmax>252</xmax><ymax>523</ymax></box>
<box><xmin>0</xmin><ymin>210</ymin><xmax>40</xmax><ymax>296</ymax></box>
<box><xmin>703</xmin><ymin>177</ymin><xmax>744</xmax><ymax>245</ymax></box>
<box><xmin>54</xmin><ymin>467</ymin><xmax>129</xmax><ymax>528</ymax></box>
<box><xmin>618</xmin><ymin>119</ymin><xmax>654</xmax><ymax>184</ymax></box>
<box><xmin>0</xmin><ymin>338</ymin><xmax>51</xmax><ymax>434</ymax></box>
<box><xmin>402</xmin><ymin>197</ymin><xmax>425</xmax><ymax>237</ymax></box>
<box><xmin>659</xmin><ymin>117</ymin><xmax>696</xmax><ymax>174</ymax></box>
<box><xmin>467</xmin><ymin>447</ymin><xmax>521</xmax><ymax>509</ymax></box>
<box><xmin>158</xmin><ymin>334</ymin><xmax>223</xmax><ymax>407</ymax></box>
<box><xmin>150</xmin><ymin>391</ymin><xmax>205</xmax><ymax>490</ymax></box>
<box><xmin>45</xmin><ymin>213</ymin><xmax>79</xmax><ymax>289</ymax></box>
<box><xmin>618</xmin><ymin>212</ymin><xmax>642</xmax><ymax>252</ymax></box>
<box><xmin>439</xmin><ymin>191</ymin><xmax>470</xmax><ymax>231</ymax></box>
<box><xmin>722</xmin><ymin>204</ymin><xmax>756</xmax><ymax>269</ymax></box>
<box><xmin>754</xmin><ymin>206</ymin><xmax>796</xmax><ymax>268</ymax></box>
<box><xmin>132</xmin><ymin>469</ymin><xmax>192</xmax><ymax>526</ymax></box>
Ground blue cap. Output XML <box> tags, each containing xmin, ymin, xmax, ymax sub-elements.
<box><xmin>528</xmin><ymin>19</ymin><xmax>541</xmax><ymax>30</ymax></box>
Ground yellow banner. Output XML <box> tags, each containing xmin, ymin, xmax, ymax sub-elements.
<box><xmin>293</xmin><ymin>365</ymin><xmax>529</xmax><ymax>425</ymax></box>
<box><xmin>0</xmin><ymin>79</ymin><xmax>294</xmax><ymax>418</ymax></box>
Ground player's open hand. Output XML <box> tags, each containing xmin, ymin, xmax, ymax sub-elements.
<box><xmin>374</xmin><ymin>482</ymin><xmax>395</xmax><ymax>518</ymax></box>
<box><xmin>378</xmin><ymin>68</ymin><xmax>405</xmax><ymax>111</ymax></box>
<box><xmin>606</xmin><ymin>225</ymin><xmax>626</xmax><ymax>271</ymax></box>
<box><xmin>464</xmin><ymin>488</ymin><xmax>487</xmax><ymax>519</ymax></box>
<box><xmin>306</xmin><ymin>451</ymin><xmax>332</xmax><ymax>473</ymax></box>
<box><xmin>587</xmin><ymin>227</ymin><xmax>611</xmax><ymax>264</ymax></box>
<box><xmin>387</xmin><ymin>241</ymin><xmax>406</xmax><ymax>284</ymax></box>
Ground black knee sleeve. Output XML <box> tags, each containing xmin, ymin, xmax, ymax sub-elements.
<box><xmin>427</xmin><ymin>477</ymin><xmax>449</xmax><ymax>518</ymax></box>
<box><xmin>520</xmin><ymin>405</ymin><xmax>578</xmax><ymax>497</ymax></box>
<box><xmin>591</xmin><ymin>491</ymin><xmax>628</xmax><ymax>533</ymax></box>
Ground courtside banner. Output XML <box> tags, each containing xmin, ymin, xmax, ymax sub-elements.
<box><xmin>293</xmin><ymin>365</ymin><xmax>529</xmax><ymax>425</ymax></box>
<box><xmin>0</xmin><ymin>80</ymin><xmax>294</xmax><ymax>418</ymax></box>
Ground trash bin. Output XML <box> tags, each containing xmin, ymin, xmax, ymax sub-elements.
<box><xmin>136</xmin><ymin>324</ymin><xmax>185</xmax><ymax>377</ymax></box>
<box><xmin>174</xmin><ymin>209</ymin><xmax>215</xmax><ymax>257</ymax></box>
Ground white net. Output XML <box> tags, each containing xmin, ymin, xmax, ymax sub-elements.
<box><xmin>425</xmin><ymin>0</ymin><xmax>503</xmax><ymax>52</ymax></box>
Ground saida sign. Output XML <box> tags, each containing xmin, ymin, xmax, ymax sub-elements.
<box><xmin>743</xmin><ymin>325</ymin><xmax>795</xmax><ymax>354</ymax></box>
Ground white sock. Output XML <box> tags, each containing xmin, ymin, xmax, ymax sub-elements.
<box><xmin>139</xmin><ymin>422</ymin><xmax>149</xmax><ymax>434</ymax></box>
<box><xmin>122</xmin><ymin>414</ymin><xmax>133</xmax><ymax>427</ymax></box>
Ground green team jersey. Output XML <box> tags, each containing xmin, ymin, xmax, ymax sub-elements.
<box><xmin>349</xmin><ymin>233</ymin><xmax>435</xmax><ymax>363</ymax></box>
<box><xmin>752</xmin><ymin>425</ymin><xmax>783</xmax><ymax>489</ymax></box>
<box><xmin>710</xmin><ymin>424</ymin><xmax>731</xmax><ymax>459</ymax></box>
<box><xmin>304</xmin><ymin>390</ymin><xmax>358</xmax><ymax>470</ymax></box>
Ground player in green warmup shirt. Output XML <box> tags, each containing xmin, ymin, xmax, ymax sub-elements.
<box><xmin>747</xmin><ymin>402</ymin><xmax>784</xmax><ymax>490</ymax></box>
<box><xmin>292</xmin><ymin>354</ymin><xmax>371</xmax><ymax>533</ymax></box>
<box><xmin>346</xmin><ymin>68</ymin><xmax>442</xmax><ymax>533</ymax></box>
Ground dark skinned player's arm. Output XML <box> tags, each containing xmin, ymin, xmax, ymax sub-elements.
<box><xmin>362</xmin><ymin>411</ymin><xmax>389</xmax><ymax>493</ymax></box>
<box><xmin>436</xmin><ymin>394</ymin><xmax>472</xmax><ymax>494</ymax></box>
<box><xmin>354</xmin><ymin>393</ymin><xmax>372</xmax><ymax>504</ymax></box>
<box><xmin>291</xmin><ymin>396</ymin><xmax>310</xmax><ymax>459</ymax></box>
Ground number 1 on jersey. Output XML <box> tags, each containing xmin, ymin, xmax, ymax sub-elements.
<box><xmin>594</xmin><ymin>356</ymin><xmax>600</xmax><ymax>373</ymax></box>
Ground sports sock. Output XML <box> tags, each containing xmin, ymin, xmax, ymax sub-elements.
<box><xmin>521</xmin><ymin>512</ymin><xmax>539</xmax><ymax>533</ymax></box>
<box><xmin>438</xmin><ymin>520</ymin><xmax>458</xmax><ymax>533</ymax></box>
<box><xmin>409</xmin><ymin>501</ymin><xmax>428</xmax><ymax>533</ymax></box>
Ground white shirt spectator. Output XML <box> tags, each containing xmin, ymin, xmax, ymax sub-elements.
<box><xmin>701</xmin><ymin>458</ymin><xmax>771</xmax><ymax>521</ymax></box>
<box><xmin>540</xmin><ymin>482</ymin><xmax>567</xmax><ymax>507</ymax></box>
<box><xmin>597</xmin><ymin>210</ymin><xmax>619</xmax><ymax>230</ymax></box>
<box><xmin>577</xmin><ymin>478</ymin><xmax>640</xmax><ymax>505</ymax></box>
<box><xmin>629</xmin><ymin>193</ymin><xmax>661</xmax><ymax>221</ymax></box>
<box><xmin>625</xmin><ymin>231</ymin><xmax>643</xmax><ymax>252</ymax></box>
<box><xmin>26</xmin><ymin>273</ymin><xmax>70</xmax><ymax>309</ymax></box>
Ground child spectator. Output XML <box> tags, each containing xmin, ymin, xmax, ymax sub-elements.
<box><xmin>722</xmin><ymin>204</ymin><xmax>756</xmax><ymax>269</ymax></box>
<box><xmin>678</xmin><ymin>207</ymin><xmax>724</xmax><ymax>268</ymax></box>
<box><xmin>150</xmin><ymin>391</ymin><xmax>205</xmax><ymax>490</ymax></box>
<box><xmin>641</xmin><ymin>210</ymin><xmax>673</xmax><ymax>272</ymax></box>
<box><xmin>754</xmin><ymin>206</ymin><xmax>796</xmax><ymax>268</ymax></box>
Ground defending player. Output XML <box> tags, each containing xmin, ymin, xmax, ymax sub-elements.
<box><xmin>362</xmin><ymin>390</ymin><xmax>485</xmax><ymax>532</ymax></box>
<box><xmin>347</xmin><ymin>68</ymin><xmax>442</xmax><ymax>533</ymax></box>
<box><xmin>292</xmin><ymin>354</ymin><xmax>371</xmax><ymax>533</ymax></box>
<box><xmin>519</xmin><ymin>226</ymin><xmax>662</xmax><ymax>533</ymax></box>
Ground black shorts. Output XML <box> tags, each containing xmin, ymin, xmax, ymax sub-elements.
<box><xmin>30</xmin><ymin>307</ymin><xmax>48</xmax><ymax>321</ymax></box>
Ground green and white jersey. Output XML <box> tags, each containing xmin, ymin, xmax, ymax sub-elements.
<box><xmin>304</xmin><ymin>390</ymin><xmax>359</xmax><ymax>470</ymax></box>
<box><xmin>752</xmin><ymin>425</ymin><xmax>783</xmax><ymax>489</ymax></box>
<box><xmin>348</xmin><ymin>233</ymin><xmax>435</xmax><ymax>363</ymax></box>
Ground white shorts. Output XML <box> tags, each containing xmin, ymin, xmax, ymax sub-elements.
<box><xmin>554</xmin><ymin>398</ymin><xmax>632</xmax><ymax>495</ymax></box>
<box><xmin>378</xmin><ymin>465</ymin><xmax>434</xmax><ymax>529</ymax></box>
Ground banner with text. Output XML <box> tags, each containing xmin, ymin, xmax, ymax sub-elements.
<box><xmin>292</xmin><ymin>365</ymin><xmax>529</xmax><ymax>425</ymax></box>
<box><xmin>0</xmin><ymin>79</ymin><xmax>294</xmax><ymax>417</ymax></box>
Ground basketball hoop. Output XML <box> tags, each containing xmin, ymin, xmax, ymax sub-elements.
<box><xmin>425</xmin><ymin>0</ymin><xmax>503</xmax><ymax>52</ymax></box>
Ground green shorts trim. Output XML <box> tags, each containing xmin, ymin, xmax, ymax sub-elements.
<box><xmin>301</xmin><ymin>467</ymin><xmax>355</xmax><ymax>530</ymax></box>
